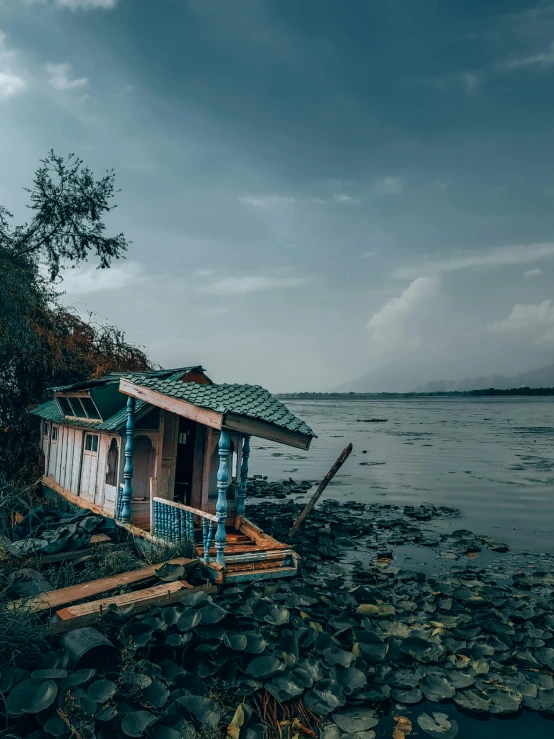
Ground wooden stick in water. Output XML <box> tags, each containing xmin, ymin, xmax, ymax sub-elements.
<box><xmin>288</xmin><ymin>443</ymin><xmax>353</xmax><ymax>537</ymax></box>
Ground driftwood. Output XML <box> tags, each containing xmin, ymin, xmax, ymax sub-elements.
<box><xmin>288</xmin><ymin>443</ymin><xmax>353</xmax><ymax>537</ymax></box>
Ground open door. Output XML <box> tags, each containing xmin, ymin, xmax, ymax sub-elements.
<box><xmin>174</xmin><ymin>418</ymin><xmax>196</xmax><ymax>505</ymax></box>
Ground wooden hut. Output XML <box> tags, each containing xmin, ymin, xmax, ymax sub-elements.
<box><xmin>31</xmin><ymin>366</ymin><xmax>316</xmax><ymax>582</ymax></box>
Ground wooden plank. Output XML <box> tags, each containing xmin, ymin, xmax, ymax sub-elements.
<box><xmin>119</xmin><ymin>379</ymin><xmax>223</xmax><ymax>430</ymax></box>
<box><xmin>47</xmin><ymin>583</ymin><xmax>217</xmax><ymax>634</ymax></box>
<box><xmin>236</xmin><ymin>517</ymin><xmax>289</xmax><ymax>549</ymax></box>
<box><xmin>90</xmin><ymin>534</ymin><xmax>112</xmax><ymax>544</ymax></box>
<box><xmin>223</xmin><ymin>412</ymin><xmax>312</xmax><ymax>450</ymax></box>
<box><xmin>46</xmin><ymin>580</ymin><xmax>217</xmax><ymax>634</ymax></box>
<box><xmin>196</xmin><ymin>542</ymin><xmax>289</xmax><ymax>555</ymax></box>
<box><xmin>10</xmin><ymin>557</ymin><xmax>194</xmax><ymax>612</ymax></box>
<box><xmin>153</xmin><ymin>497</ymin><xmax>219</xmax><ymax>522</ymax></box>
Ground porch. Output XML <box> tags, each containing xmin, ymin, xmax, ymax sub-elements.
<box><xmin>114</xmin><ymin>378</ymin><xmax>312</xmax><ymax>582</ymax></box>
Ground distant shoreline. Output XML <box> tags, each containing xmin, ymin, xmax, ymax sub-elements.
<box><xmin>277</xmin><ymin>386</ymin><xmax>554</xmax><ymax>399</ymax></box>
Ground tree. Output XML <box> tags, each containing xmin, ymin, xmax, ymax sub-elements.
<box><xmin>0</xmin><ymin>151</ymin><xmax>152</xmax><ymax>482</ymax></box>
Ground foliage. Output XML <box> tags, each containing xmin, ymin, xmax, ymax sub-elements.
<box><xmin>0</xmin><ymin>151</ymin><xmax>153</xmax><ymax>482</ymax></box>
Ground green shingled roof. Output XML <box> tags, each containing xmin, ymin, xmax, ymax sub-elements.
<box><xmin>128</xmin><ymin>377</ymin><xmax>316</xmax><ymax>438</ymax></box>
<box><xmin>32</xmin><ymin>366</ymin><xmax>315</xmax><ymax>442</ymax></box>
<box><xmin>30</xmin><ymin>398</ymin><xmax>147</xmax><ymax>431</ymax></box>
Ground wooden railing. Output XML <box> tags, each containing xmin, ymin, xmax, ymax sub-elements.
<box><xmin>152</xmin><ymin>497</ymin><xmax>219</xmax><ymax>564</ymax></box>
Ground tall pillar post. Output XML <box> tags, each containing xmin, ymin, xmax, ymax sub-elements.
<box><xmin>120</xmin><ymin>395</ymin><xmax>135</xmax><ymax>523</ymax></box>
<box><xmin>237</xmin><ymin>434</ymin><xmax>250</xmax><ymax>516</ymax></box>
<box><xmin>215</xmin><ymin>430</ymin><xmax>230</xmax><ymax>566</ymax></box>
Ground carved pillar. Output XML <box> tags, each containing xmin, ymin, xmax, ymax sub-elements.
<box><xmin>215</xmin><ymin>430</ymin><xmax>230</xmax><ymax>566</ymax></box>
<box><xmin>237</xmin><ymin>434</ymin><xmax>250</xmax><ymax>516</ymax></box>
<box><xmin>120</xmin><ymin>396</ymin><xmax>135</xmax><ymax>523</ymax></box>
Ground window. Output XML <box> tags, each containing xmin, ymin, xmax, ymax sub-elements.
<box><xmin>68</xmin><ymin>397</ymin><xmax>87</xmax><ymax>418</ymax></box>
<box><xmin>81</xmin><ymin>397</ymin><xmax>101</xmax><ymax>420</ymax></box>
<box><xmin>58</xmin><ymin>397</ymin><xmax>73</xmax><ymax>416</ymax></box>
<box><xmin>44</xmin><ymin>422</ymin><xmax>49</xmax><ymax>437</ymax></box>
<box><xmin>178</xmin><ymin>431</ymin><xmax>188</xmax><ymax>445</ymax></box>
<box><xmin>85</xmin><ymin>433</ymin><xmax>99</xmax><ymax>452</ymax></box>
<box><xmin>52</xmin><ymin>426</ymin><xmax>58</xmax><ymax>441</ymax></box>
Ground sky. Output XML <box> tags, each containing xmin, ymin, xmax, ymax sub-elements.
<box><xmin>2</xmin><ymin>0</ymin><xmax>554</xmax><ymax>391</ymax></box>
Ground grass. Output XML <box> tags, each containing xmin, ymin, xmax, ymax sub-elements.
<box><xmin>0</xmin><ymin>591</ymin><xmax>49</xmax><ymax>667</ymax></box>
<box><xmin>0</xmin><ymin>474</ymin><xmax>42</xmax><ymax>539</ymax></box>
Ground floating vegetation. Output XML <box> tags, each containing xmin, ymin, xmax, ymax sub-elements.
<box><xmin>2</xmin><ymin>491</ymin><xmax>554</xmax><ymax>737</ymax></box>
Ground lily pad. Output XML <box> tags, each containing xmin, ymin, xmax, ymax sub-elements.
<box><xmin>30</xmin><ymin>669</ymin><xmax>68</xmax><ymax>680</ymax></box>
<box><xmin>87</xmin><ymin>679</ymin><xmax>116</xmax><ymax>703</ymax></box>
<box><xmin>452</xmin><ymin>688</ymin><xmax>491</xmax><ymax>714</ymax></box>
<box><xmin>143</xmin><ymin>680</ymin><xmax>170</xmax><ymax>709</ymax></box>
<box><xmin>304</xmin><ymin>679</ymin><xmax>345</xmax><ymax>716</ymax></box>
<box><xmin>419</xmin><ymin>674</ymin><xmax>455</xmax><ymax>702</ymax></box>
<box><xmin>176</xmin><ymin>608</ymin><xmax>201</xmax><ymax>632</ymax></box>
<box><xmin>265</xmin><ymin>671</ymin><xmax>305</xmax><ymax>702</ymax></box>
<box><xmin>224</xmin><ymin>632</ymin><xmax>248</xmax><ymax>651</ymax></box>
<box><xmin>323</xmin><ymin>646</ymin><xmax>355</xmax><ymax>668</ymax></box>
<box><xmin>246</xmin><ymin>655</ymin><xmax>285</xmax><ymax>680</ymax></box>
<box><xmin>121</xmin><ymin>710</ymin><xmax>157</xmax><ymax>737</ymax></box>
<box><xmin>178</xmin><ymin>695</ymin><xmax>222</xmax><ymax>728</ymax></box>
<box><xmin>486</xmin><ymin>686</ymin><xmax>522</xmax><ymax>714</ymax></box>
<box><xmin>416</xmin><ymin>712</ymin><xmax>458</xmax><ymax>739</ymax></box>
<box><xmin>7</xmin><ymin>679</ymin><xmax>58</xmax><ymax>716</ymax></box>
<box><xmin>265</xmin><ymin>605</ymin><xmax>290</xmax><ymax>625</ymax></box>
<box><xmin>155</xmin><ymin>563</ymin><xmax>186</xmax><ymax>582</ymax></box>
<box><xmin>391</xmin><ymin>687</ymin><xmax>422</xmax><ymax>705</ymax></box>
<box><xmin>199</xmin><ymin>603</ymin><xmax>228</xmax><ymax>624</ymax></box>
<box><xmin>333</xmin><ymin>708</ymin><xmax>379</xmax><ymax>732</ymax></box>
<box><xmin>329</xmin><ymin>665</ymin><xmax>367</xmax><ymax>695</ymax></box>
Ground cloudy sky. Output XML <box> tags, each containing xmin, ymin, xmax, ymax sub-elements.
<box><xmin>2</xmin><ymin>0</ymin><xmax>554</xmax><ymax>391</ymax></box>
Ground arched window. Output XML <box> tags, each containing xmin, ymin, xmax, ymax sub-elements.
<box><xmin>106</xmin><ymin>437</ymin><xmax>119</xmax><ymax>486</ymax></box>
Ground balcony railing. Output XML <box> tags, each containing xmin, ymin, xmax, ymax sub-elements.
<box><xmin>152</xmin><ymin>497</ymin><xmax>219</xmax><ymax>564</ymax></box>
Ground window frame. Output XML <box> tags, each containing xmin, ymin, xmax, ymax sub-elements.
<box><xmin>55</xmin><ymin>393</ymin><xmax>103</xmax><ymax>422</ymax></box>
<box><xmin>84</xmin><ymin>433</ymin><xmax>99</xmax><ymax>453</ymax></box>
<box><xmin>51</xmin><ymin>426</ymin><xmax>58</xmax><ymax>442</ymax></box>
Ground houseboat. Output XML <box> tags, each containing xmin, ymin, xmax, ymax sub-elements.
<box><xmin>31</xmin><ymin>366</ymin><xmax>316</xmax><ymax>582</ymax></box>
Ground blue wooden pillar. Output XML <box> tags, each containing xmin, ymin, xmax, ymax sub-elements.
<box><xmin>237</xmin><ymin>434</ymin><xmax>250</xmax><ymax>516</ymax></box>
<box><xmin>215</xmin><ymin>430</ymin><xmax>230</xmax><ymax>566</ymax></box>
<box><xmin>120</xmin><ymin>396</ymin><xmax>135</xmax><ymax>524</ymax></box>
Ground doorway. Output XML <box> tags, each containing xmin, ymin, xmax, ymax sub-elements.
<box><xmin>174</xmin><ymin>418</ymin><xmax>197</xmax><ymax>505</ymax></box>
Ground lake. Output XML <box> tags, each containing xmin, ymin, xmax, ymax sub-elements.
<box><xmin>249</xmin><ymin>397</ymin><xmax>554</xmax><ymax>554</ymax></box>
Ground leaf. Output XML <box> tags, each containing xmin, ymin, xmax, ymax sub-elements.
<box><xmin>6</xmin><ymin>678</ymin><xmax>58</xmax><ymax>716</ymax></box>
<box><xmin>121</xmin><ymin>710</ymin><xmax>157</xmax><ymax>737</ymax></box>
<box><xmin>486</xmin><ymin>686</ymin><xmax>522</xmax><ymax>715</ymax></box>
<box><xmin>417</xmin><ymin>713</ymin><xmax>458</xmax><ymax>739</ymax></box>
<box><xmin>264</xmin><ymin>605</ymin><xmax>290</xmax><ymax>626</ymax></box>
<box><xmin>224</xmin><ymin>632</ymin><xmax>248</xmax><ymax>651</ymax></box>
<box><xmin>178</xmin><ymin>695</ymin><xmax>222</xmax><ymax>728</ymax></box>
<box><xmin>143</xmin><ymin>679</ymin><xmax>170</xmax><ymax>709</ymax></box>
<box><xmin>391</xmin><ymin>687</ymin><xmax>422</xmax><ymax>705</ymax></box>
<box><xmin>304</xmin><ymin>679</ymin><xmax>345</xmax><ymax>716</ymax></box>
<box><xmin>419</xmin><ymin>674</ymin><xmax>455</xmax><ymax>702</ymax></box>
<box><xmin>228</xmin><ymin>704</ymin><xmax>245</xmax><ymax>739</ymax></box>
<box><xmin>199</xmin><ymin>603</ymin><xmax>228</xmax><ymax>624</ymax></box>
<box><xmin>246</xmin><ymin>655</ymin><xmax>285</xmax><ymax>680</ymax></box>
<box><xmin>393</xmin><ymin>715</ymin><xmax>412</xmax><ymax>739</ymax></box>
<box><xmin>322</xmin><ymin>646</ymin><xmax>354</xmax><ymax>668</ymax></box>
<box><xmin>30</xmin><ymin>669</ymin><xmax>68</xmax><ymax>680</ymax></box>
<box><xmin>265</xmin><ymin>671</ymin><xmax>305</xmax><ymax>703</ymax></box>
<box><xmin>87</xmin><ymin>679</ymin><xmax>116</xmax><ymax>703</ymax></box>
<box><xmin>333</xmin><ymin>708</ymin><xmax>379</xmax><ymax>732</ymax></box>
<box><xmin>176</xmin><ymin>608</ymin><xmax>202</xmax><ymax>632</ymax></box>
<box><xmin>155</xmin><ymin>562</ymin><xmax>185</xmax><ymax>582</ymax></box>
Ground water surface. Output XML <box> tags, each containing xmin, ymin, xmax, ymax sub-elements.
<box><xmin>249</xmin><ymin>397</ymin><xmax>554</xmax><ymax>553</ymax></box>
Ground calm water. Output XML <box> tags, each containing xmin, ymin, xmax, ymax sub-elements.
<box><xmin>249</xmin><ymin>397</ymin><xmax>554</xmax><ymax>554</ymax></box>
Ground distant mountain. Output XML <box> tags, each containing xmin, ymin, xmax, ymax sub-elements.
<box><xmin>334</xmin><ymin>359</ymin><xmax>473</xmax><ymax>394</ymax></box>
<box><xmin>414</xmin><ymin>363</ymin><xmax>554</xmax><ymax>393</ymax></box>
